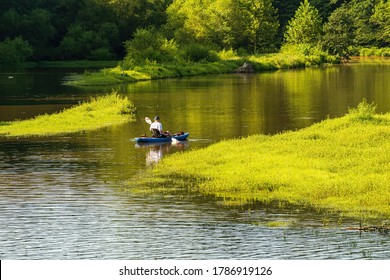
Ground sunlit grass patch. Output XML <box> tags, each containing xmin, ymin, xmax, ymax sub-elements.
<box><xmin>0</xmin><ymin>92</ymin><xmax>136</xmax><ymax>137</ymax></box>
<box><xmin>248</xmin><ymin>50</ymin><xmax>336</xmax><ymax>71</ymax></box>
<box><xmin>65</xmin><ymin>68</ymin><xmax>138</xmax><ymax>86</ymax></box>
<box><xmin>129</xmin><ymin>101</ymin><xmax>390</xmax><ymax>221</ymax></box>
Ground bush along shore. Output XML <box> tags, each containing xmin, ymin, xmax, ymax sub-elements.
<box><xmin>129</xmin><ymin>100</ymin><xmax>390</xmax><ymax>223</ymax></box>
<box><xmin>0</xmin><ymin>92</ymin><xmax>136</xmax><ymax>137</ymax></box>
<box><xmin>64</xmin><ymin>48</ymin><xmax>339</xmax><ymax>87</ymax></box>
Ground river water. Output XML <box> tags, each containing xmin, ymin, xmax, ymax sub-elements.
<box><xmin>1</xmin><ymin>58</ymin><xmax>390</xmax><ymax>259</ymax></box>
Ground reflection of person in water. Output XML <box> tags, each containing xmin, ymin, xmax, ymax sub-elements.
<box><xmin>146</xmin><ymin>145</ymin><xmax>163</xmax><ymax>165</ymax></box>
<box><xmin>145</xmin><ymin>142</ymin><xmax>189</xmax><ymax>165</ymax></box>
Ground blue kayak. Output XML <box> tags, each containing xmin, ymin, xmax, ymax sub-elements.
<box><xmin>135</xmin><ymin>132</ymin><xmax>189</xmax><ymax>143</ymax></box>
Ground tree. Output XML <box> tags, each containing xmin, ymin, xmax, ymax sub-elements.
<box><xmin>347</xmin><ymin>0</ymin><xmax>377</xmax><ymax>46</ymax></box>
<box><xmin>59</xmin><ymin>24</ymin><xmax>96</xmax><ymax>59</ymax></box>
<box><xmin>109</xmin><ymin>0</ymin><xmax>172</xmax><ymax>42</ymax></box>
<box><xmin>321</xmin><ymin>5</ymin><xmax>355</xmax><ymax>59</ymax></box>
<box><xmin>0</xmin><ymin>9</ymin><xmax>22</xmax><ymax>41</ymax></box>
<box><xmin>310</xmin><ymin>0</ymin><xmax>342</xmax><ymax>20</ymax></box>
<box><xmin>284</xmin><ymin>0</ymin><xmax>322</xmax><ymax>45</ymax></box>
<box><xmin>166</xmin><ymin>0</ymin><xmax>279</xmax><ymax>53</ymax></box>
<box><xmin>205</xmin><ymin>0</ymin><xmax>235</xmax><ymax>48</ymax></box>
<box><xmin>123</xmin><ymin>27</ymin><xmax>178</xmax><ymax>65</ymax></box>
<box><xmin>370</xmin><ymin>0</ymin><xmax>390</xmax><ymax>46</ymax></box>
<box><xmin>231</xmin><ymin>0</ymin><xmax>279</xmax><ymax>53</ymax></box>
<box><xmin>166</xmin><ymin>0</ymin><xmax>216</xmax><ymax>45</ymax></box>
<box><xmin>0</xmin><ymin>36</ymin><xmax>33</xmax><ymax>64</ymax></box>
<box><xmin>22</xmin><ymin>9</ymin><xmax>56</xmax><ymax>59</ymax></box>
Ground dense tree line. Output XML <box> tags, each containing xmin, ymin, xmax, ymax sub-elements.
<box><xmin>0</xmin><ymin>0</ymin><xmax>388</xmax><ymax>64</ymax></box>
<box><xmin>0</xmin><ymin>0</ymin><xmax>172</xmax><ymax>62</ymax></box>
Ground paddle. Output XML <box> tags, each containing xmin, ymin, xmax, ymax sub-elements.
<box><xmin>145</xmin><ymin>117</ymin><xmax>152</xmax><ymax>124</ymax></box>
<box><xmin>144</xmin><ymin>117</ymin><xmax>179</xmax><ymax>143</ymax></box>
<box><xmin>135</xmin><ymin>112</ymin><xmax>148</xmax><ymax>136</ymax></box>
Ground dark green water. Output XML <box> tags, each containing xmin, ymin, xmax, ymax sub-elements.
<box><xmin>1</xmin><ymin>58</ymin><xmax>390</xmax><ymax>259</ymax></box>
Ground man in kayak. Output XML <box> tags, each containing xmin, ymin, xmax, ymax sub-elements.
<box><xmin>150</xmin><ymin>116</ymin><xmax>172</xmax><ymax>138</ymax></box>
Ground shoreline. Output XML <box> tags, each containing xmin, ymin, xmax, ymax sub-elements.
<box><xmin>64</xmin><ymin>51</ymin><xmax>339</xmax><ymax>87</ymax></box>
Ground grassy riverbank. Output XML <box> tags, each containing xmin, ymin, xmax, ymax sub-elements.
<box><xmin>131</xmin><ymin>101</ymin><xmax>390</xmax><ymax>222</ymax></box>
<box><xmin>65</xmin><ymin>49</ymin><xmax>338</xmax><ymax>86</ymax></box>
<box><xmin>0</xmin><ymin>93</ymin><xmax>135</xmax><ymax>137</ymax></box>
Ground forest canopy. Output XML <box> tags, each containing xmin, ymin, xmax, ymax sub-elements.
<box><xmin>0</xmin><ymin>0</ymin><xmax>389</xmax><ymax>64</ymax></box>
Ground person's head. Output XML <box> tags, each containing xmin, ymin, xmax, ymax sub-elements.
<box><xmin>154</xmin><ymin>116</ymin><xmax>160</xmax><ymax>121</ymax></box>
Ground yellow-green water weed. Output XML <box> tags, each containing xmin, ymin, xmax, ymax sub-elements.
<box><xmin>0</xmin><ymin>92</ymin><xmax>136</xmax><ymax>137</ymax></box>
<box><xmin>130</xmin><ymin>101</ymin><xmax>390</xmax><ymax>221</ymax></box>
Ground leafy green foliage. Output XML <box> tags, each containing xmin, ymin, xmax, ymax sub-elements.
<box><xmin>273</xmin><ymin>0</ymin><xmax>301</xmax><ymax>31</ymax></box>
<box><xmin>321</xmin><ymin>0</ymin><xmax>390</xmax><ymax>58</ymax></box>
<box><xmin>357</xmin><ymin>47</ymin><xmax>390</xmax><ymax>57</ymax></box>
<box><xmin>166</xmin><ymin>0</ymin><xmax>279</xmax><ymax>53</ymax></box>
<box><xmin>347</xmin><ymin>0</ymin><xmax>377</xmax><ymax>46</ymax></box>
<box><xmin>0</xmin><ymin>8</ymin><xmax>55</xmax><ymax>60</ymax></box>
<box><xmin>231</xmin><ymin>0</ymin><xmax>279</xmax><ymax>53</ymax></box>
<box><xmin>284</xmin><ymin>0</ymin><xmax>322</xmax><ymax>45</ymax></box>
<box><xmin>59</xmin><ymin>22</ymin><xmax>119</xmax><ymax>60</ymax></box>
<box><xmin>348</xmin><ymin>99</ymin><xmax>377</xmax><ymax>121</ymax></box>
<box><xmin>279</xmin><ymin>43</ymin><xmax>334</xmax><ymax>65</ymax></box>
<box><xmin>166</xmin><ymin>0</ymin><xmax>232</xmax><ymax>47</ymax></box>
<box><xmin>179</xmin><ymin>43</ymin><xmax>218</xmax><ymax>62</ymax></box>
<box><xmin>321</xmin><ymin>5</ymin><xmax>355</xmax><ymax>59</ymax></box>
<box><xmin>370</xmin><ymin>0</ymin><xmax>390</xmax><ymax>47</ymax></box>
<box><xmin>123</xmin><ymin>27</ymin><xmax>178</xmax><ymax>66</ymax></box>
<box><xmin>0</xmin><ymin>0</ymin><xmax>387</xmax><ymax>62</ymax></box>
<box><xmin>0</xmin><ymin>36</ymin><xmax>33</xmax><ymax>64</ymax></box>
<box><xmin>0</xmin><ymin>0</ymin><xmax>170</xmax><ymax>61</ymax></box>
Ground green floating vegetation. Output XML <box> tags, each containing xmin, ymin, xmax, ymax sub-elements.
<box><xmin>0</xmin><ymin>92</ymin><xmax>136</xmax><ymax>137</ymax></box>
<box><xmin>130</xmin><ymin>100</ymin><xmax>390</xmax><ymax>221</ymax></box>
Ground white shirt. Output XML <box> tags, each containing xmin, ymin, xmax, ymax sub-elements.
<box><xmin>150</xmin><ymin>121</ymin><xmax>163</xmax><ymax>132</ymax></box>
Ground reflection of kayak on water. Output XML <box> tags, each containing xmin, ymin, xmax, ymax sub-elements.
<box><xmin>134</xmin><ymin>132</ymin><xmax>189</xmax><ymax>143</ymax></box>
<box><xmin>135</xmin><ymin>141</ymin><xmax>189</xmax><ymax>148</ymax></box>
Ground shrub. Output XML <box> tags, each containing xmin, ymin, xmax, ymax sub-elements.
<box><xmin>0</xmin><ymin>37</ymin><xmax>33</xmax><ymax>64</ymax></box>
<box><xmin>89</xmin><ymin>47</ymin><xmax>114</xmax><ymax>60</ymax></box>
<box><xmin>348</xmin><ymin>99</ymin><xmax>377</xmax><ymax>121</ymax></box>
<box><xmin>281</xmin><ymin>43</ymin><xmax>319</xmax><ymax>56</ymax></box>
<box><xmin>124</xmin><ymin>27</ymin><xmax>178</xmax><ymax>65</ymax></box>
<box><xmin>358</xmin><ymin>47</ymin><xmax>390</xmax><ymax>57</ymax></box>
<box><xmin>217</xmin><ymin>49</ymin><xmax>240</xmax><ymax>61</ymax></box>
<box><xmin>179</xmin><ymin>43</ymin><xmax>218</xmax><ymax>62</ymax></box>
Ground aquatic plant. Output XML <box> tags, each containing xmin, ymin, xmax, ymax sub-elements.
<box><xmin>130</xmin><ymin>101</ymin><xmax>390</xmax><ymax>222</ymax></box>
<box><xmin>0</xmin><ymin>92</ymin><xmax>136</xmax><ymax>137</ymax></box>
<box><xmin>348</xmin><ymin>98</ymin><xmax>377</xmax><ymax>121</ymax></box>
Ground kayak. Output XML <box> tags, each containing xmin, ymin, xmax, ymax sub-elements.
<box><xmin>135</xmin><ymin>132</ymin><xmax>189</xmax><ymax>143</ymax></box>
